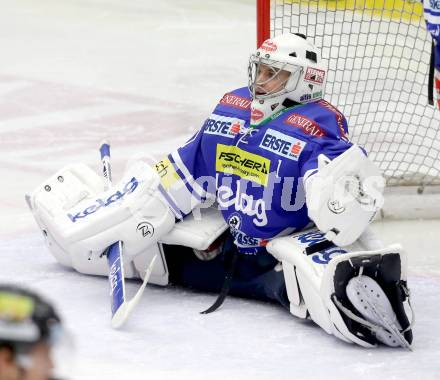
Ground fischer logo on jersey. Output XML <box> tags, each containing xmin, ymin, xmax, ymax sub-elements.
<box><xmin>305</xmin><ymin>67</ymin><xmax>325</xmax><ymax>84</ymax></box>
<box><xmin>216</xmin><ymin>144</ymin><xmax>270</xmax><ymax>186</ymax></box>
<box><xmin>284</xmin><ymin>113</ymin><xmax>326</xmax><ymax>138</ymax></box>
<box><xmin>260</xmin><ymin>128</ymin><xmax>306</xmax><ymax>161</ymax></box>
<box><xmin>203</xmin><ymin>114</ymin><xmax>246</xmax><ymax>138</ymax></box>
<box><xmin>67</xmin><ymin>177</ymin><xmax>139</xmax><ymax>223</ymax></box>
<box><xmin>220</xmin><ymin>93</ymin><xmax>252</xmax><ymax>110</ymax></box>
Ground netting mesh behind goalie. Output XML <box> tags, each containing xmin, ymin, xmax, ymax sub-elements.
<box><xmin>269</xmin><ymin>0</ymin><xmax>440</xmax><ymax>188</ymax></box>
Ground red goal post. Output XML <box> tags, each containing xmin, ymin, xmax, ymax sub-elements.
<box><xmin>256</xmin><ymin>0</ymin><xmax>440</xmax><ymax>219</ymax></box>
<box><xmin>257</xmin><ymin>0</ymin><xmax>271</xmax><ymax>47</ymax></box>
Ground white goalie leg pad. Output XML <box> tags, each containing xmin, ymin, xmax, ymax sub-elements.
<box><xmin>27</xmin><ymin>163</ymin><xmax>104</xmax><ymax>269</ymax></box>
<box><xmin>280</xmin><ymin>260</ymin><xmax>308</xmax><ymax>319</ymax></box>
<box><xmin>29</xmin><ymin>161</ymin><xmax>175</xmax><ymax>275</ymax></box>
<box><xmin>267</xmin><ymin>227</ymin><xmax>413</xmax><ymax>348</ymax></box>
<box><xmin>29</xmin><ymin>162</ymin><xmax>226</xmax><ymax>284</ymax></box>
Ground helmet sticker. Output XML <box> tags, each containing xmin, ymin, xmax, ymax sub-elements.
<box><xmin>305</xmin><ymin>67</ymin><xmax>325</xmax><ymax>84</ymax></box>
<box><xmin>260</xmin><ymin>40</ymin><xmax>278</xmax><ymax>52</ymax></box>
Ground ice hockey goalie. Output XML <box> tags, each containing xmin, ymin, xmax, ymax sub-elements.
<box><xmin>28</xmin><ymin>33</ymin><xmax>414</xmax><ymax>348</ymax></box>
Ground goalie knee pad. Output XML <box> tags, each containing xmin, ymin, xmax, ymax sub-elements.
<box><xmin>267</xmin><ymin>228</ymin><xmax>413</xmax><ymax>348</ymax></box>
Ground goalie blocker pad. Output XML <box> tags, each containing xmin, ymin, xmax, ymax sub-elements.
<box><xmin>267</xmin><ymin>228</ymin><xmax>413</xmax><ymax>348</ymax></box>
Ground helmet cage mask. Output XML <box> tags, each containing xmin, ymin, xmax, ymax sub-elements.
<box><xmin>248</xmin><ymin>54</ymin><xmax>303</xmax><ymax>101</ymax></box>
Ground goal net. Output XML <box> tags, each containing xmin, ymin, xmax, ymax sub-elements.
<box><xmin>257</xmin><ymin>0</ymin><xmax>440</xmax><ymax>190</ymax></box>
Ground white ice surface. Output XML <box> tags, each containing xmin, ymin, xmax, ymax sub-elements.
<box><xmin>0</xmin><ymin>1</ymin><xmax>439</xmax><ymax>379</ymax></box>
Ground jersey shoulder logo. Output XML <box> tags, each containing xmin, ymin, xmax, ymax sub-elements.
<box><xmin>284</xmin><ymin>113</ymin><xmax>326</xmax><ymax>138</ymax></box>
<box><xmin>219</xmin><ymin>93</ymin><xmax>252</xmax><ymax>110</ymax></box>
<box><xmin>259</xmin><ymin>128</ymin><xmax>306</xmax><ymax>161</ymax></box>
<box><xmin>316</xmin><ymin>100</ymin><xmax>348</xmax><ymax>139</ymax></box>
<box><xmin>203</xmin><ymin>114</ymin><xmax>247</xmax><ymax>138</ymax></box>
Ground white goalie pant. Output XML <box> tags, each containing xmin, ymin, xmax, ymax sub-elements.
<box><xmin>267</xmin><ymin>227</ymin><xmax>413</xmax><ymax>348</ymax></box>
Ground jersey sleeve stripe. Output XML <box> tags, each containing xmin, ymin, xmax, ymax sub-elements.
<box><xmin>170</xmin><ymin>151</ymin><xmax>207</xmax><ymax>200</ymax></box>
<box><xmin>156</xmin><ymin>152</ymin><xmax>207</xmax><ymax>218</ymax></box>
<box><xmin>167</xmin><ymin>154</ymin><xmax>203</xmax><ymax>202</ymax></box>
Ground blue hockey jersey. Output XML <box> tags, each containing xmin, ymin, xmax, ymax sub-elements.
<box><xmin>155</xmin><ymin>87</ymin><xmax>352</xmax><ymax>254</ymax></box>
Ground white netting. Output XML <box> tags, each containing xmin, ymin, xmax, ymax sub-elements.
<box><xmin>271</xmin><ymin>0</ymin><xmax>440</xmax><ymax>188</ymax></box>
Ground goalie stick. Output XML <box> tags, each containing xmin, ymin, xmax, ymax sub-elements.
<box><xmin>99</xmin><ymin>141</ymin><xmax>157</xmax><ymax>329</ymax></box>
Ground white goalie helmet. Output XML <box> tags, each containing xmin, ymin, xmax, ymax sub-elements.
<box><xmin>248</xmin><ymin>33</ymin><xmax>327</xmax><ymax>125</ymax></box>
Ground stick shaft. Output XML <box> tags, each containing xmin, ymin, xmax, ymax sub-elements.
<box><xmin>99</xmin><ymin>141</ymin><xmax>126</xmax><ymax>325</ymax></box>
<box><xmin>99</xmin><ymin>141</ymin><xmax>112</xmax><ymax>188</ymax></box>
